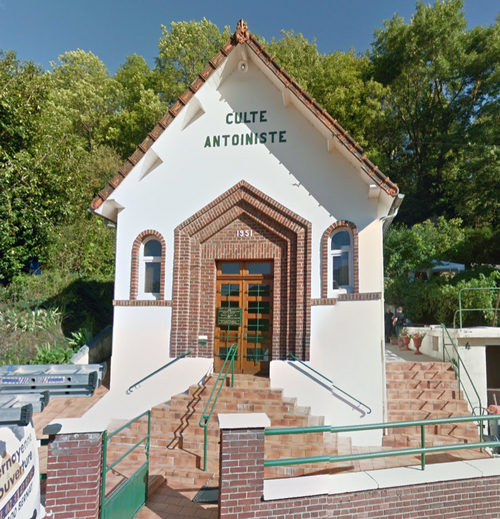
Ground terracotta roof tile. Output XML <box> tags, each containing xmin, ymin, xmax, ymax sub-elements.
<box><xmin>91</xmin><ymin>20</ymin><xmax>398</xmax><ymax>212</ymax></box>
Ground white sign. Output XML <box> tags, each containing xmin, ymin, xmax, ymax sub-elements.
<box><xmin>0</xmin><ymin>423</ymin><xmax>42</xmax><ymax>519</ymax></box>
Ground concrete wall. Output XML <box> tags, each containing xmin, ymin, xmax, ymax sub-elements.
<box><xmin>271</xmin><ymin>300</ymin><xmax>385</xmax><ymax>446</ymax></box>
<box><xmin>71</xmin><ymin>325</ymin><xmax>112</xmax><ymax>365</ymax></box>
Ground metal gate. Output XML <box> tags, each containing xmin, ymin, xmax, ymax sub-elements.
<box><xmin>101</xmin><ymin>411</ymin><xmax>150</xmax><ymax>519</ymax></box>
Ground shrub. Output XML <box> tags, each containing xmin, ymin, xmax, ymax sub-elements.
<box><xmin>385</xmin><ymin>269</ymin><xmax>499</xmax><ymax>326</ymax></box>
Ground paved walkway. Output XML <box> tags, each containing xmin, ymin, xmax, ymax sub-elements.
<box><xmin>136</xmin><ymin>483</ymin><xmax>218</xmax><ymax>519</ymax></box>
<box><xmin>385</xmin><ymin>342</ymin><xmax>437</xmax><ymax>363</ymax></box>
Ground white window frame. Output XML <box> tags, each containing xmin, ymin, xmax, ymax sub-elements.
<box><xmin>139</xmin><ymin>237</ymin><xmax>162</xmax><ymax>300</ymax></box>
<box><xmin>328</xmin><ymin>229</ymin><xmax>353</xmax><ymax>297</ymax></box>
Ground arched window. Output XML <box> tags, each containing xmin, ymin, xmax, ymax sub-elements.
<box><xmin>130</xmin><ymin>230</ymin><xmax>166</xmax><ymax>300</ymax></box>
<box><xmin>330</xmin><ymin>230</ymin><xmax>352</xmax><ymax>292</ymax></box>
<box><xmin>143</xmin><ymin>238</ymin><xmax>162</xmax><ymax>296</ymax></box>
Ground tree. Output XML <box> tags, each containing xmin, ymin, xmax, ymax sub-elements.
<box><xmin>370</xmin><ymin>0</ymin><xmax>500</xmax><ymax>226</ymax></box>
<box><xmin>112</xmin><ymin>54</ymin><xmax>166</xmax><ymax>158</ymax></box>
<box><xmin>155</xmin><ymin>19</ymin><xmax>231</xmax><ymax>105</ymax></box>
<box><xmin>48</xmin><ymin>50</ymin><xmax>121</xmax><ymax>151</ymax></box>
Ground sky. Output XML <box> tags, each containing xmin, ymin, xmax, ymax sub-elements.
<box><xmin>0</xmin><ymin>0</ymin><xmax>499</xmax><ymax>74</ymax></box>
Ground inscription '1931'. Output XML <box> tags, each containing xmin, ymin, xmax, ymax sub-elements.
<box><xmin>236</xmin><ymin>230</ymin><xmax>253</xmax><ymax>238</ymax></box>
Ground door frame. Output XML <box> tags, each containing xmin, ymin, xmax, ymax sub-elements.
<box><xmin>214</xmin><ymin>261</ymin><xmax>274</xmax><ymax>375</ymax></box>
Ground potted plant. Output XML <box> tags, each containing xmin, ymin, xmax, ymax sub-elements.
<box><xmin>411</xmin><ymin>331</ymin><xmax>426</xmax><ymax>355</ymax></box>
<box><xmin>401</xmin><ymin>328</ymin><xmax>411</xmax><ymax>351</ymax></box>
<box><xmin>390</xmin><ymin>334</ymin><xmax>398</xmax><ymax>345</ymax></box>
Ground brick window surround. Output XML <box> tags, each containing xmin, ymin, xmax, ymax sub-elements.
<box><xmin>321</xmin><ymin>220</ymin><xmax>359</xmax><ymax>298</ymax></box>
<box><xmin>130</xmin><ymin>230</ymin><xmax>166</xmax><ymax>300</ymax></box>
<box><xmin>170</xmin><ymin>181</ymin><xmax>312</xmax><ymax>362</ymax></box>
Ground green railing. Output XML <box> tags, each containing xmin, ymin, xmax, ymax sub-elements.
<box><xmin>127</xmin><ymin>350</ymin><xmax>192</xmax><ymax>394</ymax></box>
<box><xmin>265</xmin><ymin>413</ymin><xmax>500</xmax><ymax>471</ymax></box>
<box><xmin>101</xmin><ymin>411</ymin><xmax>151</xmax><ymax>519</ymax></box>
<box><xmin>441</xmin><ymin>324</ymin><xmax>483</xmax><ymax>417</ymax></box>
<box><xmin>453</xmin><ymin>287</ymin><xmax>500</xmax><ymax>328</ymax></box>
<box><xmin>288</xmin><ymin>353</ymin><xmax>371</xmax><ymax>415</ymax></box>
<box><xmin>199</xmin><ymin>342</ymin><xmax>239</xmax><ymax>471</ymax></box>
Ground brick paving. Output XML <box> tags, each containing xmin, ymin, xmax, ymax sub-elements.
<box><xmin>136</xmin><ymin>483</ymin><xmax>218</xmax><ymax>519</ymax></box>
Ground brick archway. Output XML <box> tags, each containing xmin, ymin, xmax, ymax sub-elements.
<box><xmin>171</xmin><ymin>181</ymin><xmax>312</xmax><ymax>362</ymax></box>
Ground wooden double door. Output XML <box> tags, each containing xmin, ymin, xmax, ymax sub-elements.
<box><xmin>214</xmin><ymin>261</ymin><xmax>273</xmax><ymax>376</ymax></box>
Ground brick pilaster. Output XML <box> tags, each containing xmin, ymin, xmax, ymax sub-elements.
<box><xmin>45</xmin><ymin>432</ymin><xmax>103</xmax><ymax>519</ymax></box>
<box><xmin>218</xmin><ymin>413</ymin><xmax>270</xmax><ymax>519</ymax></box>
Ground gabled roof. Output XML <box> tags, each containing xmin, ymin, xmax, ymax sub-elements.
<box><xmin>91</xmin><ymin>20</ymin><xmax>398</xmax><ymax>211</ymax></box>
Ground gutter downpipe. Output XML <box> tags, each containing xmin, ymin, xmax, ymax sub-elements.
<box><xmin>379</xmin><ymin>193</ymin><xmax>405</xmax><ymax>425</ymax></box>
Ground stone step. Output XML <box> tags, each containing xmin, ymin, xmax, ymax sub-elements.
<box><xmin>145</xmin><ymin>373</ymin><xmax>334</xmax><ymax>487</ymax></box>
<box><xmin>202</xmin><ymin>374</ymin><xmax>272</xmax><ymax>390</ymax></box>
<box><xmin>386</xmin><ymin>370</ymin><xmax>457</xmax><ymax>382</ymax></box>
<box><xmin>386</xmin><ymin>362</ymin><xmax>454</xmax><ymax>372</ymax></box>
<box><xmin>386</xmin><ymin>382</ymin><xmax>459</xmax><ymax>393</ymax></box>
<box><xmin>387</xmin><ymin>388</ymin><xmax>461</xmax><ymax>400</ymax></box>
<box><xmin>387</xmin><ymin>399</ymin><xmax>469</xmax><ymax>412</ymax></box>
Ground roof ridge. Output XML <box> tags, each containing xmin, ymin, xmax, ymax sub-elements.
<box><xmin>91</xmin><ymin>20</ymin><xmax>398</xmax><ymax>212</ymax></box>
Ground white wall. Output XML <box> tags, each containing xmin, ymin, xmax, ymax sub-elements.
<box><xmin>110</xmin><ymin>306</ymin><xmax>172</xmax><ymax>390</ymax></box>
<box><xmin>271</xmin><ymin>300</ymin><xmax>385</xmax><ymax>446</ymax></box>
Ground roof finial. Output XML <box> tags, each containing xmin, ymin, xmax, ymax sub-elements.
<box><xmin>235</xmin><ymin>19</ymin><xmax>250</xmax><ymax>43</ymax></box>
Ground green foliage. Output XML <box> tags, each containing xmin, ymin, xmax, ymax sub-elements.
<box><xmin>30</xmin><ymin>342</ymin><xmax>75</xmax><ymax>365</ymax></box>
<box><xmin>48</xmin><ymin>50</ymin><xmax>122</xmax><ymax>151</ymax></box>
<box><xmin>155</xmin><ymin>19</ymin><xmax>231</xmax><ymax>104</ymax></box>
<box><xmin>385</xmin><ymin>270</ymin><xmax>499</xmax><ymax>326</ymax></box>
<box><xmin>0</xmin><ymin>270</ymin><xmax>112</xmax><ymax>365</ymax></box>
<box><xmin>67</xmin><ymin>325</ymin><xmax>93</xmax><ymax>348</ymax></box>
<box><xmin>369</xmin><ymin>0</ymin><xmax>500</xmax><ymax>226</ymax></box>
<box><xmin>0</xmin><ymin>307</ymin><xmax>61</xmax><ymax>332</ymax></box>
<box><xmin>44</xmin><ymin>214</ymin><xmax>115</xmax><ymax>277</ymax></box>
<box><xmin>112</xmin><ymin>54</ymin><xmax>166</xmax><ymax>157</ymax></box>
<box><xmin>384</xmin><ymin>217</ymin><xmax>466</xmax><ymax>276</ymax></box>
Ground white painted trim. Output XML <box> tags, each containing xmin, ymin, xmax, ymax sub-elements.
<box><xmin>218</xmin><ymin>413</ymin><xmax>270</xmax><ymax>429</ymax></box>
<box><xmin>282</xmin><ymin>87</ymin><xmax>292</xmax><ymax>107</ymax></box>
<box><xmin>368</xmin><ymin>185</ymin><xmax>381</xmax><ymax>199</ymax></box>
<box><xmin>263</xmin><ymin>458</ymin><xmax>500</xmax><ymax>500</ymax></box>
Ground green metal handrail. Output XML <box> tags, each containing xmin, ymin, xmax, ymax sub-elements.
<box><xmin>127</xmin><ymin>350</ymin><xmax>192</xmax><ymax>394</ymax></box>
<box><xmin>264</xmin><ymin>413</ymin><xmax>500</xmax><ymax>471</ymax></box>
<box><xmin>288</xmin><ymin>353</ymin><xmax>371</xmax><ymax>415</ymax></box>
<box><xmin>441</xmin><ymin>324</ymin><xmax>483</xmax><ymax>418</ymax></box>
<box><xmin>455</xmin><ymin>287</ymin><xmax>500</xmax><ymax>328</ymax></box>
<box><xmin>199</xmin><ymin>343</ymin><xmax>239</xmax><ymax>471</ymax></box>
<box><xmin>101</xmin><ymin>410</ymin><xmax>151</xmax><ymax>517</ymax></box>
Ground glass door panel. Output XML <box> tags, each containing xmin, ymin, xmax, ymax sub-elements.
<box><xmin>214</xmin><ymin>262</ymin><xmax>273</xmax><ymax>376</ymax></box>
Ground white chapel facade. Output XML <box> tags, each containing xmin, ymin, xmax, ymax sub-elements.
<box><xmin>91</xmin><ymin>20</ymin><xmax>402</xmax><ymax>442</ymax></box>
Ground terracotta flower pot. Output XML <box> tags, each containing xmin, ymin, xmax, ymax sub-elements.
<box><xmin>402</xmin><ymin>336</ymin><xmax>411</xmax><ymax>351</ymax></box>
<box><xmin>413</xmin><ymin>337</ymin><xmax>423</xmax><ymax>355</ymax></box>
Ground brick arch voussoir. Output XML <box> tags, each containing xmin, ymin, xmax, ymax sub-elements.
<box><xmin>130</xmin><ymin>229</ymin><xmax>167</xmax><ymax>300</ymax></box>
<box><xmin>321</xmin><ymin>220</ymin><xmax>359</xmax><ymax>297</ymax></box>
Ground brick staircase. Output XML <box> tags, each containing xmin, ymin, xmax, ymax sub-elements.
<box><xmin>105</xmin><ymin>360</ymin><xmax>483</xmax><ymax>498</ymax></box>
<box><xmin>384</xmin><ymin>362</ymin><xmax>481</xmax><ymax>448</ymax></box>
<box><xmin>106</xmin><ymin>374</ymin><xmax>337</xmax><ymax>488</ymax></box>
